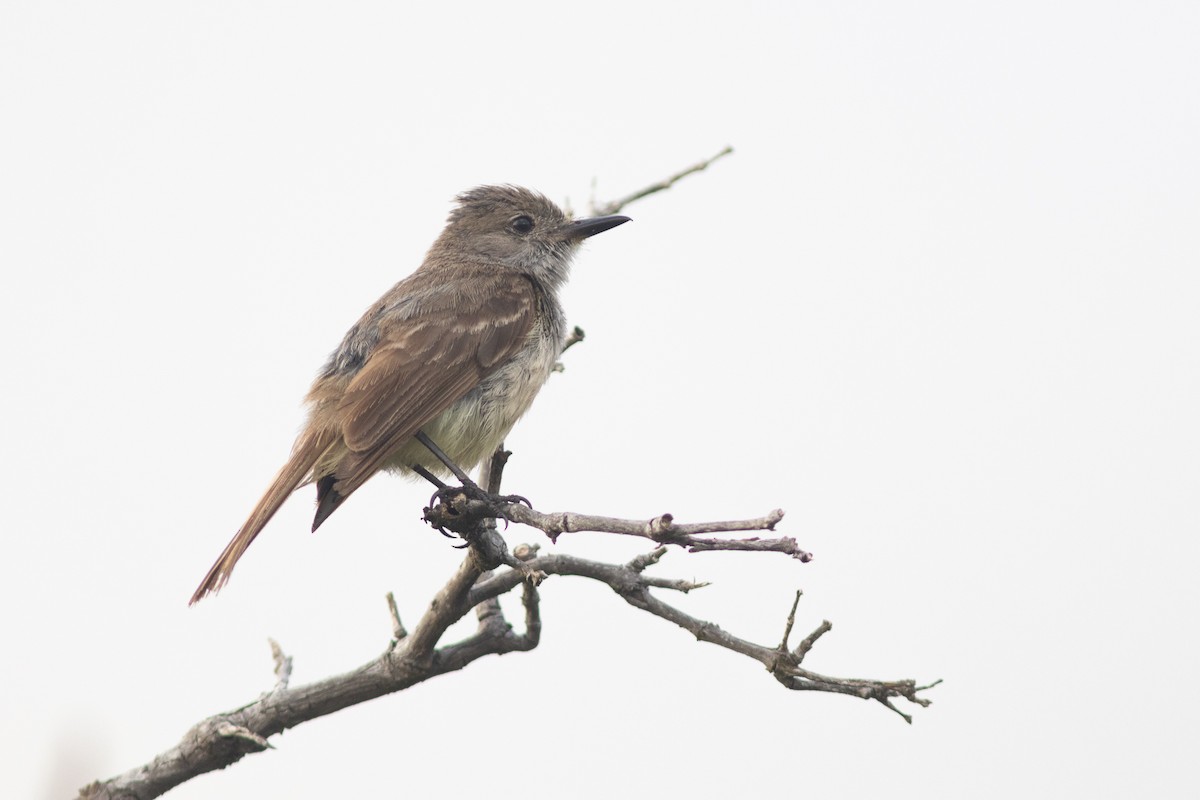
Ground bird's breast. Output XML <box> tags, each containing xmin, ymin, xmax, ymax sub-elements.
<box><xmin>386</xmin><ymin>312</ymin><xmax>564</xmax><ymax>476</ymax></box>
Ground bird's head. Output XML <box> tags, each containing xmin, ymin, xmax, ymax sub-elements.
<box><xmin>432</xmin><ymin>185</ymin><xmax>630</xmax><ymax>289</ymax></box>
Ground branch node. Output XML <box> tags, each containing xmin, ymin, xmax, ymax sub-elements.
<box><xmin>502</xmin><ymin>550</ymin><xmax>547</xmax><ymax>586</ymax></box>
<box><xmin>544</xmin><ymin>513</ymin><xmax>569</xmax><ymax>542</ymax></box>
<box><xmin>627</xmin><ymin>547</ymin><xmax>668</xmax><ymax>573</ymax></box>
<box><xmin>646</xmin><ymin>513</ymin><xmax>676</xmax><ymax>539</ymax></box>
<box><xmin>513</xmin><ymin>542</ymin><xmax>541</xmax><ymax>561</ymax></box>
<box><xmin>215</xmin><ymin>722</ymin><xmax>273</xmax><ymax>751</ymax></box>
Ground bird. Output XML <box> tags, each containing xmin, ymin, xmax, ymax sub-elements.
<box><xmin>190</xmin><ymin>185</ymin><xmax>629</xmax><ymax>604</ymax></box>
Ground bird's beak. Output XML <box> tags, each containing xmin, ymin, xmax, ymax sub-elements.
<box><xmin>564</xmin><ymin>214</ymin><xmax>631</xmax><ymax>240</ymax></box>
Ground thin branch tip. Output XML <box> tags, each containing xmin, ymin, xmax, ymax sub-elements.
<box><xmin>385</xmin><ymin>592</ymin><xmax>408</xmax><ymax>641</ymax></box>
<box><xmin>589</xmin><ymin>146</ymin><xmax>735</xmax><ymax>216</ymax></box>
<box><xmin>627</xmin><ymin>546</ymin><xmax>669</xmax><ymax>573</ymax></box>
<box><xmin>793</xmin><ymin>620</ymin><xmax>832</xmax><ymax>662</ymax></box>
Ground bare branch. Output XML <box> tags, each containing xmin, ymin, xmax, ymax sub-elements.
<box><xmin>421</xmin><ymin>492</ymin><xmax>805</xmax><ymax>562</ymax></box>
<box><xmin>402</xmin><ymin>549</ymin><xmax>486</xmax><ymax>663</ymax></box>
<box><xmin>589</xmin><ymin>146</ymin><xmax>734</xmax><ymax>216</ymax></box>
<box><xmin>80</xmin><ymin>532</ymin><xmax>525</xmax><ymax>798</ymax></box>
<box><xmin>467</xmin><ymin>550</ymin><xmax>935</xmax><ymax>722</ymax></box>
<box><xmin>492</xmin><ymin>502</ymin><xmax>809</xmax><ymax>561</ymax></box>
<box><xmin>83</xmin><ymin>534</ymin><xmax>930</xmax><ymax>797</ymax></box>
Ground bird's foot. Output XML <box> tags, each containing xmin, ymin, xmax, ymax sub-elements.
<box><xmin>422</xmin><ymin>479</ymin><xmax>531</xmax><ymax>540</ymax></box>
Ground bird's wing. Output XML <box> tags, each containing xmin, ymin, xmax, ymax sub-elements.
<box><xmin>331</xmin><ymin>271</ymin><xmax>536</xmax><ymax>496</ymax></box>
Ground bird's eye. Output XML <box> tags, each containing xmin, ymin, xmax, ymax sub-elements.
<box><xmin>510</xmin><ymin>215</ymin><xmax>535</xmax><ymax>234</ymax></box>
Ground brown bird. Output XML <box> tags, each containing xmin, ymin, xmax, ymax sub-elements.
<box><xmin>190</xmin><ymin>186</ymin><xmax>629</xmax><ymax>604</ymax></box>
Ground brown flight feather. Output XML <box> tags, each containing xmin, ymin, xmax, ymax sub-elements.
<box><xmin>189</xmin><ymin>268</ymin><xmax>535</xmax><ymax>604</ymax></box>
<box><xmin>188</xmin><ymin>425</ymin><xmax>337</xmax><ymax>604</ymax></box>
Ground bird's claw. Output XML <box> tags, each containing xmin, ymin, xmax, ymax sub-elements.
<box><xmin>422</xmin><ymin>481</ymin><xmax>532</xmax><ymax>537</ymax></box>
<box><xmin>496</xmin><ymin>493</ymin><xmax>532</xmax><ymax>508</ymax></box>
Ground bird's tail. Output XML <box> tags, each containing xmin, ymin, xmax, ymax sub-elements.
<box><xmin>189</xmin><ymin>428</ymin><xmax>336</xmax><ymax>605</ymax></box>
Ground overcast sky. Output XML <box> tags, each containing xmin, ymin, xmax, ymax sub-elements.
<box><xmin>4</xmin><ymin>2</ymin><xmax>1198</xmax><ymax>798</ymax></box>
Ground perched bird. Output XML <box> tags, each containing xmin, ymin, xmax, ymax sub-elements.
<box><xmin>190</xmin><ymin>186</ymin><xmax>629</xmax><ymax>604</ymax></box>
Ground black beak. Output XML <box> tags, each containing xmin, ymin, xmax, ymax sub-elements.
<box><xmin>565</xmin><ymin>214</ymin><xmax>631</xmax><ymax>239</ymax></box>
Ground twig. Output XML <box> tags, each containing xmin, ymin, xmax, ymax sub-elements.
<box><xmin>779</xmin><ymin>590</ymin><xmax>803</xmax><ymax>651</ymax></box>
<box><xmin>561</xmin><ymin>325</ymin><xmax>585</xmax><ymax>354</ymax></box>
<box><xmin>483</xmin><ymin>446</ymin><xmax>510</xmax><ymax>495</ymax></box>
<box><xmin>590</xmin><ymin>146</ymin><xmax>733</xmax><ymax>216</ymax></box>
<box><xmin>793</xmin><ymin>620</ymin><xmax>832</xmax><ymax>662</ymax></box>
<box><xmin>385</xmin><ymin>592</ymin><xmax>407</xmax><ymax>642</ymax></box>
<box><xmin>492</xmin><ymin>503</ymin><xmax>809</xmax><ymax>562</ymax></box>
<box><xmin>553</xmin><ymin>326</ymin><xmax>586</xmax><ymax>372</ymax></box>
<box><xmin>467</xmin><ymin>551</ymin><xmax>935</xmax><ymax>722</ymax></box>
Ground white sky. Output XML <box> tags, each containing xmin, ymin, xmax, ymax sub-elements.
<box><xmin>3</xmin><ymin>2</ymin><xmax>1198</xmax><ymax>798</ymax></box>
